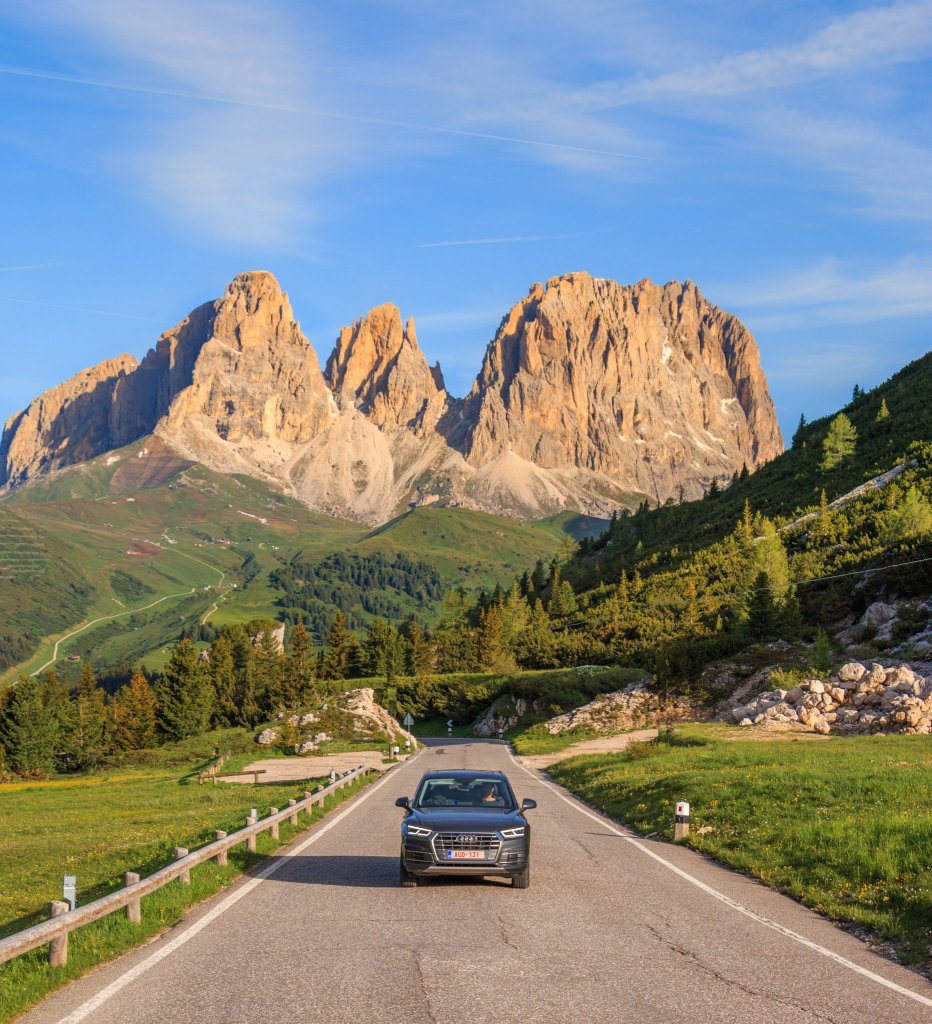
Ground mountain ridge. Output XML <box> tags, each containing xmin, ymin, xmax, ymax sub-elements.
<box><xmin>0</xmin><ymin>270</ymin><xmax>783</xmax><ymax>523</ymax></box>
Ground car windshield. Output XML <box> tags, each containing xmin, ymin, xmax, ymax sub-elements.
<box><xmin>415</xmin><ymin>776</ymin><xmax>514</xmax><ymax>809</ymax></box>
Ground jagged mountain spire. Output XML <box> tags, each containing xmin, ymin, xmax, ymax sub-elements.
<box><xmin>0</xmin><ymin>270</ymin><xmax>783</xmax><ymax>522</ymax></box>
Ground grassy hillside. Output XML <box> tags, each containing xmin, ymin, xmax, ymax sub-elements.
<box><xmin>570</xmin><ymin>350</ymin><xmax>932</xmax><ymax>587</ymax></box>
<box><xmin>551</xmin><ymin>726</ymin><xmax>932</xmax><ymax>967</ymax></box>
<box><xmin>0</xmin><ymin>440</ymin><xmax>593</xmax><ymax>680</ymax></box>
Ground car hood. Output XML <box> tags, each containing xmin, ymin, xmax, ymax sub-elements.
<box><xmin>408</xmin><ymin>809</ymin><xmax>525</xmax><ymax>832</ymax></box>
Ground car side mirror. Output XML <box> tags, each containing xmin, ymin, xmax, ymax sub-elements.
<box><xmin>521</xmin><ymin>798</ymin><xmax>537</xmax><ymax>811</ymax></box>
<box><xmin>395</xmin><ymin>796</ymin><xmax>410</xmax><ymax>809</ymax></box>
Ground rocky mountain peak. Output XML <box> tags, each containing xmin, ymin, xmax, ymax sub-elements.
<box><xmin>0</xmin><ymin>355</ymin><xmax>138</xmax><ymax>486</ymax></box>
<box><xmin>462</xmin><ymin>271</ymin><xmax>782</xmax><ymax>501</ymax></box>
<box><xmin>325</xmin><ymin>303</ymin><xmax>446</xmax><ymax>431</ymax></box>
<box><xmin>1</xmin><ymin>269</ymin><xmax>785</xmax><ymax>521</ymax></box>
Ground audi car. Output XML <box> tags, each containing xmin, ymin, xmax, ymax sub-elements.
<box><xmin>396</xmin><ymin>769</ymin><xmax>536</xmax><ymax>888</ymax></box>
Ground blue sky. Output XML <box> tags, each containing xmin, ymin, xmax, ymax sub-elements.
<box><xmin>2</xmin><ymin>1</ymin><xmax>932</xmax><ymax>441</ymax></box>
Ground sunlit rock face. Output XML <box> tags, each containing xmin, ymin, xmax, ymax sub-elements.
<box><xmin>1</xmin><ymin>270</ymin><xmax>783</xmax><ymax>522</ymax></box>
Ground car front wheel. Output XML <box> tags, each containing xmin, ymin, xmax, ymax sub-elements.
<box><xmin>400</xmin><ymin>858</ymin><xmax>418</xmax><ymax>887</ymax></box>
<box><xmin>511</xmin><ymin>865</ymin><xmax>529</xmax><ymax>889</ymax></box>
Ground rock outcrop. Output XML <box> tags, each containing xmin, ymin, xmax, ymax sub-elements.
<box><xmin>542</xmin><ymin>677</ymin><xmax>691</xmax><ymax>734</ymax></box>
<box><xmin>726</xmin><ymin>662</ymin><xmax>932</xmax><ymax>735</ymax></box>
<box><xmin>462</xmin><ymin>274</ymin><xmax>782</xmax><ymax>501</ymax></box>
<box><xmin>325</xmin><ymin>304</ymin><xmax>451</xmax><ymax>434</ymax></box>
<box><xmin>0</xmin><ymin>355</ymin><xmax>138</xmax><ymax>486</ymax></box>
<box><xmin>0</xmin><ymin>270</ymin><xmax>784</xmax><ymax>522</ymax></box>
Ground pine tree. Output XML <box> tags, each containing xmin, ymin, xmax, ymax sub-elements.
<box><xmin>792</xmin><ymin>413</ymin><xmax>807</xmax><ymax>448</ymax></box>
<box><xmin>747</xmin><ymin>570</ymin><xmax>778</xmax><ymax>641</ymax></box>
<box><xmin>433</xmin><ymin>590</ymin><xmax>477</xmax><ymax>673</ymax></box>
<box><xmin>477</xmin><ymin>605</ymin><xmax>508</xmax><ymax>671</ymax></box>
<box><xmin>547</xmin><ymin>566</ymin><xmax>567</xmax><ymax>618</ymax></box>
<box><xmin>38</xmin><ymin>669</ymin><xmax>73</xmax><ymax>765</ymax></box>
<box><xmin>515</xmin><ymin>600</ymin><xmax>555</xmax><ymax>668</ymax></box>
<box><xmin>405</xmin><ymin>619</ymin><xmax>432</xmax><ymax>679</ymax></box>
<box><xmin>156</xmin><ymin>639</ymin><xmax>212</xmax><ymax>740</ymax></box>
<box><xmin>70</xmin><ymin>662</ymin><xmax>108</xmax><ymax>769</ymax></box>
<box><xmin>363</xmin><ymin>618</ymin><xmax>394</xmax><ymax>678</ymax></box>
<box><xmin>558</xmin><ymin>579</ymin><xmax>577</xmax><ymax>616</ymax></box>
<box><xmin>227</xmin><ymin>626</ymin><xmax>260</xmax><ymax>728</ymax></box>
<box><xmin>384</xmin><ymin>630</ymin><xmax>406</xmax><ymax>685</ymax></box>
<box><xmin>707</xmin><ymin>478</ymin><xmax>720</xmax><ymax>498</ymax></box>
<box><xmin>739</xmin><ymin>463</ymin><xmax>750</xmax><ymax>482</ymax></box>
<box><xmin>112</xmin><ymin>668</ymin><xmax>158</xmax><ymax>750</ymax></box>
<box><xmin>852</xmin><ymin>383</ymin><xmax>863</xmax><ymax>401</ymax></box>
<box><xmin>209</xmin><ymin>630</ymin><xmax>238</xmax><ymax>726</ymax></box>
<box><xmin>1</xmin><ymin>676</ymin><xmax>58</xmax><ymax>775</ymax></box>
<box><xmin>501</xmin><ymin>582</ymin><xmax>530</xmax><ymax>648</ymax></box>
<box><xmin>821</xmin><ymin>413</ymin><xmax>857</xmax><ymax>471</ymax></box>
<box><xmin>321</xmin><ymin>612</ymin><xmax>352</xmax><ymax>680</ymax></box>
<box><xmin>881</xmin><ymin>486</ymin><xmax>932</xmax><ymax>544</ymax></box>
<box><xmin>810</xmin><ymin>488</ymin><xmax>835</xmax><ymax>543</ymax></box>
<box><xmin>284</xmin><ymin>622</ymin><xmax>317</xmax><ymax>707</ymax></box>
<box><xmin>876</xmin><ymin>398</ymin><xmax>890</xmax><ymax>422</ymax></box>
<box><xmin>254</xmin><ymin>629</ymin><xmax>284</xmax><ymax>713</ymax></box>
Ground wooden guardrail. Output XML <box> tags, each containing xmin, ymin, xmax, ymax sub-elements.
<box><xmin>198</xmin><ymin>754</ymin><xmax>227</xmax><ymax>785</ymax></box>
<box><xmin>0</xmin><ymin>765</ymin><xmax>373</xmax><ymax>969</ymax></box>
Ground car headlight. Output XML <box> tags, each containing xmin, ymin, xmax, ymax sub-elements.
<box><xmin>500</xmin><ymin>827</ymin><xmax>526</xmax><ymax>838</ymax></box>
<box><xmin>406</xmin><ymin>825</ymin><xmax>432</xmax><ymax>837</ymax></box>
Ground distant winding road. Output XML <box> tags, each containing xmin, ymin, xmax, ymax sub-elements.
<box><xmin>31</xmin><ymin>588</ymin><xmax>196</xmax><ymax>676</ymax></box>
<box><xmin>19</xmin><ymin>739</ymin><xmax>932</xmax><ymax>1024</ymax></box>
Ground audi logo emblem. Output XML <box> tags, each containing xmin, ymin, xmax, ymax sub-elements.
<box><xmin>457</xmin><ymin>835</ymin><xmax>479</xmax><ymax>843</ymax></box>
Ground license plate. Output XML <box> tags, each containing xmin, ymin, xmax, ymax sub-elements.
<box><xmin>446</xmin><ymin>850</ymin><xmax>486</xmax><ymax>859</ymax></box>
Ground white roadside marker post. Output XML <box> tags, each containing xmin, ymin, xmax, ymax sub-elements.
<box><xmin>674</xmin><ymin>801</ymin><xmax>690</xmax><ymax>842</ymax></box>
<box><xmin>62</xmin><ymin>875</ymin><xmax>77</xmax><ymax>912</ymax></box>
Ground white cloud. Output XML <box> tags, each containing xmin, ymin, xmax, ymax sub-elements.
<box><xmin>19</xmin><ymin>0</ymin><xmax>353</xmax><ymax>246</ymax></box>
<box><xmin>588</xmin><ymin>0</ymin><xmax>932</xmax><ymax>105</ymax></box>
<box><xmin>721</xmin><ymin>255</ymin><xmax>932</xmax><ymax>329</ymax></box>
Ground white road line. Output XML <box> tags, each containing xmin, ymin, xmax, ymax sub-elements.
<box><xmin>509</xmin><ymin>751</ymin><xmax>932</xmax><ymax>1010</ymax></box>
<box><xmin>53</xmin><ymin>760</ymin><xmax>416</xmax><ymax>1024</ymax></box>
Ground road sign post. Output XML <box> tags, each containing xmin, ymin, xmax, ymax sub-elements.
<box><xmin>447</xmin><ymin>719</ymin><xmax>453</xmax><ymax>737</ymax></box>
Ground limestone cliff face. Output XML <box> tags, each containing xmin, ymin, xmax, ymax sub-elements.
<box><xmin>158</xmin><ymin>272</ymin><xmax>333</xmax><ymax>468</ymax></box>
<box><xmin>325</xmin><ymin>304</ymin><xmax>450</xmax><ymax>434</ymax></box>
<box><xmin>461</xmin><ymin>273</ymin><xmax>782</xmax><ymax>500</ymax></box>
<box><xmin>0</xmin><ymin>355</ymin><xmax>138</xmax><ymax>486</ymax></box>
<box><xmin>0</xmin><ymin>269</ymin><xmax>784</xmax><ymax>520</ymax></box>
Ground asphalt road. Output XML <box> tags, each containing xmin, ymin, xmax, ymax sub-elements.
<box><xmin>21</xmin><ymin>739</ymin><xmax>932</xmax><ymax>1024</ymax></box>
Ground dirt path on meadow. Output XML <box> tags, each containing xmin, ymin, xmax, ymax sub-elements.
<box><xmin>518</xmin><ymin>728</ymin><xmax>659</xmax><ymax>770</ymax></box>
<box><xmin>218</xmin><ymin>751</ymin><xmax>414</xmax><ymax>784</ymax></box>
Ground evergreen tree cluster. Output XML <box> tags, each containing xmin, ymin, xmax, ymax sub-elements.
<box><xmin>0</xmin><ymin>663</ymin><xmax>158</xmax><ymax>777</ymax></box>
<box><xmin>271</xmin><ymin>552</ymin><xmax>444</xmax><ymax>638</ymax></box>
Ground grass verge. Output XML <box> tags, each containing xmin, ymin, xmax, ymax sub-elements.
<box><xmin>549</xmin><ymin>725</ymin><xmax>932</xmax><ymax>969</ymax></box>
<box><xmin>508</xmin><ymin>724</ymin><xmax>600</xmax><ymax>756</ymax></box>
<box><xmin>0</xmin><ymin>770</ymin><xmax>374</xmax><ymax>1023</ymax></box>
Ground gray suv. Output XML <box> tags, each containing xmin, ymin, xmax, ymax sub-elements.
<box><xmin>396</xmin><ymin>769</ymin><xmax>536</xmax><ymax>888</ymax></box>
